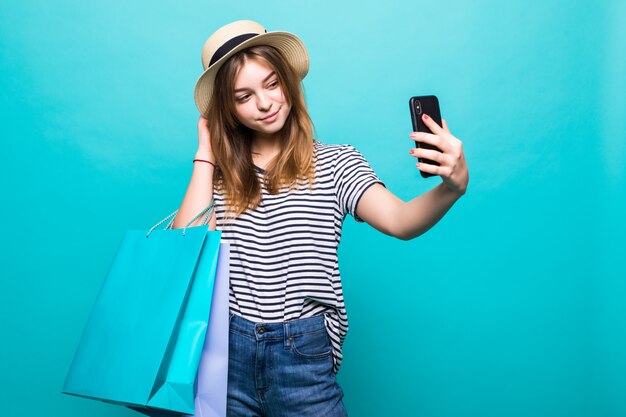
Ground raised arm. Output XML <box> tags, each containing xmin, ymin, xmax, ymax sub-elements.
<box><xmin>356</xmin><ymin>115</ymin><xmax>469</xmax><ymax>240</ymax></box>
<box><xmin>171</xmin><ymin>116</ymin><xmax>216</xmax><ymax>230</ymax></box>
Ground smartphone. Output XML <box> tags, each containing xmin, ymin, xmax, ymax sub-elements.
<box><xmin>409</xmin><ymin>95</ymin><xmax>443</xmax><ymax>178</ymax></box>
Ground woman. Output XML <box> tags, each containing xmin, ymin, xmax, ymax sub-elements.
<box><xmin>173</xmin><ymin>20</ymin><xmax>468</xmax><ymax>417</ymax></box>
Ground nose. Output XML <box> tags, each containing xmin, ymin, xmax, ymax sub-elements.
<box><xmin>256</xmin><ymin>92</ymin><xmax>271</xmax><ymax>112</ymax></box>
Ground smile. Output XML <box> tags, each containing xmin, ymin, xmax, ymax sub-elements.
<box><xmin>259</xmin><ymin>108</ymin><xmax>280</xmax><ymax>122</ymax></box>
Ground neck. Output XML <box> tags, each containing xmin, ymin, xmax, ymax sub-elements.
<box><xmin>251</xmin><ymin>131</ymin><xmax>281</xmax><ymax>169</ymax></box>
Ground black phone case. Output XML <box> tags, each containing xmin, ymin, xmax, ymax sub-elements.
<box><xmin>409</xmin><ymin>95</ymin><xmax>443</xmax><ymax>178</ymax></box>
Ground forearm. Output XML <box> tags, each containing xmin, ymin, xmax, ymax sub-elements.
<box><xmin>171</xmin><ymin>148</ymin><xmax>215</xmax><ymax>229</ymax></box>
<box><xmin>395</xmin><ymin>182</ymin><xmax>463</xmax><ymax>240</ymax></box>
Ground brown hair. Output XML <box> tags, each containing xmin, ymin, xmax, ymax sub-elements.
<box><xmin>206</xmin><ymin>45</ymin><xmax>315</xmax><ymax>217</ymax></box>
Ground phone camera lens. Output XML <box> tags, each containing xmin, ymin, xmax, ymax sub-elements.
<box><xmin>415</xmin><ymin>101</ymin><xmax>422</xmax><ymax>115</ymax></box>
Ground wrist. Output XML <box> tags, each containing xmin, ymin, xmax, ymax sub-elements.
<box><xmin>438</xmin><ymin>181</ymin><xmax>464</xmax><ymax>200</ymax></box>
<box><xmin>194</xmin><ymin>149</ymin><xmax>214</xmax><ymax>163</ymax></box>
<box><xmin>193</xmin><ymin>159</ymin><xmax>217</xmax><ymax>170</ymax></box>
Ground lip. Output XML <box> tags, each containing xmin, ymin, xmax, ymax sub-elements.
<box><xmin>259</xmin><ymin>108</ymin><xmax>280</xmax><ymax>122</ymax></box>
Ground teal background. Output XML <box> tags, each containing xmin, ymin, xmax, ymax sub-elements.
<box><xmin>1</xmin><ymin>0</ymin><xmax>624</xmax><ymax>416</ymax></box>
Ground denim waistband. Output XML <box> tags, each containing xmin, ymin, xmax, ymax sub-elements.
<box><xmin>229</xmin><ymin>313</ymin><xmax>326</xmax><ymax>342</ymax></box>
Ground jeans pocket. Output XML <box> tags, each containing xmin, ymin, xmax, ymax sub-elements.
<box><xmin>291</xmin><ymin>329</ymin><xmax>332</xmax><ymax>359</ymax></box>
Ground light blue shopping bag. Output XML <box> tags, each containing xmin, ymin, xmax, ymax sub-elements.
<box><xmin>62</xmin><ymin>203</ymin><xmax>226</xmax><ymax>415</ymax></box>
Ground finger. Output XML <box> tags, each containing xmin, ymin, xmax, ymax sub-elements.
<box><xmin>409</xmin><ymin>131</ymin><xmax>451</xmax><ymax>153</ymax></box>
<box><xmin>410</xmin><ymin>131</ymin><xmax>438</xmax><ymax>143</ymax></box>
<box><xmin>442</xmin><ymin>119</ymin><xmax>451</xmax><ymax>134</ymax></box>
<box><xmin>416</xmin><ymin>161</ymin><xmax>440</xmax><ymax>176</ymax></box>
<box><xmin>422</xmin><ymin>113</ymin><xmax>444</xmax><ymax>134</ymax></box>
<box><xmin>409</xmin><ymin>147</ymin><xmax>447</xmax><ymax>164</ymax></box>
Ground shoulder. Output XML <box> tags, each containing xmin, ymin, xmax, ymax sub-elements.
<box><xmin>313</xmin><ymin>140</ymin><xmax>361</xmax><ymax>164</ymax></box>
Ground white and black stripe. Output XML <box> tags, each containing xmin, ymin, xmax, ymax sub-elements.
<box><xmin>214</xmin><ymin>140</ymin><xmax>384</xmax><ymax>373</ymax></box>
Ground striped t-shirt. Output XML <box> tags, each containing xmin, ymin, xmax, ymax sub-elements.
<box><xmin>213</xmin><ymin>140</ymin><xmax>384</xmax><ymax>373</ymax></box>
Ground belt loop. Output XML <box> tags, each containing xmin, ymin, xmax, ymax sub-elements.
<box><xmin>283</xmin><ymin>322</ymin><xmax>291</xmax><ymax>349</ymax></box>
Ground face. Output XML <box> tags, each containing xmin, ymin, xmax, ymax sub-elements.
<box><xmin>232</xmin><ymin>58</ymin><xmax>291</xmax><ymax>137</ymax></box>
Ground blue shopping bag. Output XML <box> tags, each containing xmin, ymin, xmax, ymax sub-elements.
<box><xmin>62</xmin><ymin>203</ymin><xmax>225</xmax><ymax>414</ymax></box>
<box><xmin>134</xmin><ymin>243</ymin><xmax>230</xmax><ymax>417</ymax></box>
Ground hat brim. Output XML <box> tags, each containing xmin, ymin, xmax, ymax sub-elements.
<box><xmin>194</xmin><ymin>31</ymin><xmax>309</xmax><ymax>116</ymax></box>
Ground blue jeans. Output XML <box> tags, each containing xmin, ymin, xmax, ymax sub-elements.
<box><xmin>227</xmin><ymin>313</ymin><xmax>348</xmax><ymax>417</ymax></box>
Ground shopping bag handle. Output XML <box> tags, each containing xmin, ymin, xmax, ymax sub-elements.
<box><xmin>146</xmin><ymin>199</ymin><xmax>215</xmax><ymax>238</ymax></box>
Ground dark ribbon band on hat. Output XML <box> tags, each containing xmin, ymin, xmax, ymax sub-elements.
<box><xmin>210</xmin><ymin>32</ymin><xmax>263</xmax><ymax>67</ymax></box>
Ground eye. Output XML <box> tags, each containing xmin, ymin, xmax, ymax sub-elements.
<box><xmin>235</xmin><ymin>94</ymin><xmax>250</xmax><ymax>103</ymax></box>
<box><xmin>268</xmin><ymin>80</ymin><xmax>279</xmax><ymax>88</ymax></box>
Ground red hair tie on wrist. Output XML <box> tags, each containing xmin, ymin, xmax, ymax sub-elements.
<box><xmin>193</xmin><ymin>159</ymin><xmax>216</xmax><ymax>169</ymax></box>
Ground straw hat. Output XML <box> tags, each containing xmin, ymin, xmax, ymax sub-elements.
<box><xmin>193</xmin><ymin>20</ymin><xmax>310</xmax><ymax>116</ymax></box>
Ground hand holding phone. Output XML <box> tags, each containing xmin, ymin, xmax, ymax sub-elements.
<box><xmin>409</xmin><ymin>95</ymin><xmax>443</xmax><ymax>178</ymax></box>
<box><xmin>408</xmin><ymin>95</ymin><xmax>470</xmax><ymax>195</ymax></box>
